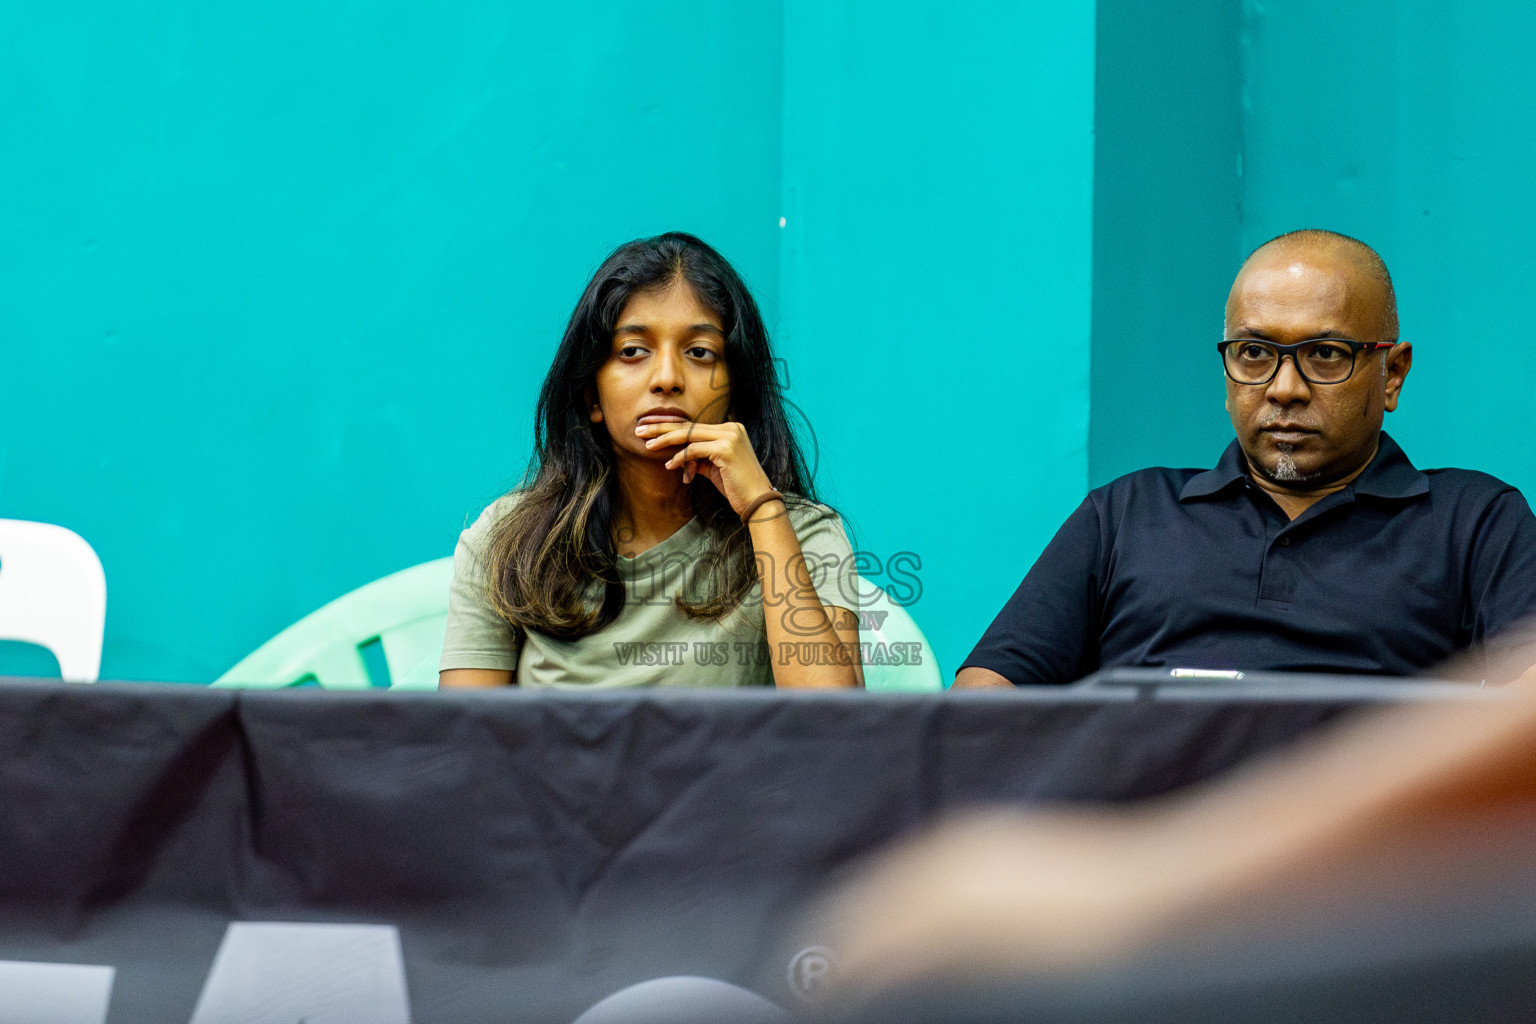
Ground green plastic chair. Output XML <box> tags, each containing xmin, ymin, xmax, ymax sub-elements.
<box><xmin>377</xmin><ymin>575</ymin><xmax>944</xmax><ymax>691</ymax></box>
<box><xmin>213</xmin><ymin>558</ymin><xmax>942</xmax><ymax>692</ymax></box>
<box><xmin>213</xmin><ymin>558</ymin><xmax>453</xmax><ymax>690</ymax></box>
<box><xmin>857</xmin><ymin>583</ymin><xmax>945</xmax><ymax>692</ymax></box>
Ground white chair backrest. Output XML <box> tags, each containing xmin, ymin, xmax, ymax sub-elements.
<box><xmin>0</xmin><ymin>520</ymin><xmax>107</xmax><ymax>683</ymax></box>
<box><xmin>856</xmin><ymin>582</ymin><xmax>945</xmax><ymax>691</ymax></box>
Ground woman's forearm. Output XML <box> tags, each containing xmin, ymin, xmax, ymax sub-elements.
<box><xmin>747</xmin><ymin>499</ymin><xmax>861</xmax><ymax>688</ymax></box>
<box><xmin>438</xmin><ymin>668</ymin><xmax>514</xmax><ymax>688</ymax></box>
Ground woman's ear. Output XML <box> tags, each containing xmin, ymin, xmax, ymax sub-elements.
<box><xmin>584</xmin><ymin>385</ymin><xmax>603</xmax><ymax>424</ymax></box>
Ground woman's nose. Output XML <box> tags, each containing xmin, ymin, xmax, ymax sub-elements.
<box><xmin>650</xmin><ymin>348</ymin><xmax>684</xmax><ymax>393</ymax></box>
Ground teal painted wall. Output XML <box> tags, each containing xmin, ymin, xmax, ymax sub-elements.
<box><xmin>1</xmin><ymin>1</ymin><xmax>1098</xmax><ymax>681</ymax></box>
<box><xmin>1092</xmin><ymin>0</ymin><xmax>1536</xmax><ymax>495</ymax></box>
<box><xmin>777</xmin><ymin>1</ymin><xmax>1097</xmax><ymax>677</ymax></box>
<box><xmin>0</xmin><ymin>1</ymin><xmax>784</xmax><ymax>681</ymax></box>
<box><xmin>1089</xmin><ymin>0</ymin><xmax>1241</xmax><ymax>486</ymax></box>
<box><xmin>1240</xmin><ymin>0</ymin><xmax>1536</xmax><ymax>497</ymax></box>
<box><xmin>9</xmin><ymin>0</ymin><xmax>1530</xmax><ymax>683</ymax></box>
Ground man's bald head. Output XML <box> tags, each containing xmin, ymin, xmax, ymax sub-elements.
<box><xmin>1227</xmin><ymin>230</ymin><xmax>1399</xmax><ymax>341</ymax></box>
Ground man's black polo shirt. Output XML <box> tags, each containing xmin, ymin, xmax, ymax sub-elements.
<box><xmin>964</xmin><ymin>433</ymin><xmax>1536</xmax><ymax>684</ymax></box>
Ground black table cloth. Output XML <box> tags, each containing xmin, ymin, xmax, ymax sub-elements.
<box><xmin>0</xmin><ymin>679</ymin><xmax>1376</xmax><ymax>1022</ymax></box>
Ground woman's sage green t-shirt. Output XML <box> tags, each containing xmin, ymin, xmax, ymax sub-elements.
<box><xmin>439</xmin><ymin>495</ymin><xmax>860</xmax><ymax>688</ymax></box>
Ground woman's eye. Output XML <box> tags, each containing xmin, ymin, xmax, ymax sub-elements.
<box><xmin>688</xmin><ymin>346</ymin><xmax>718</xmax><ymax>361</ymax></box>
<box><xmin>620</xmin><ymin>345</ymin><xmax>647</xmax><ymax>358</ymax></box>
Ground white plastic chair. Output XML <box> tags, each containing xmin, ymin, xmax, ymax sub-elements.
<box><xmin>0</xmin><ymin>519</ymin><xmax>107</xmax><ymax>683</ymax></box>
<box><xmin>856</xmin><ymin>582</ymin><xmax>945</xmax><ymax>692</ymax></box>
<box><xmin>213</xmin><ymin>558</ymin><xmax>452</xmax><ymax>689</ymax></box>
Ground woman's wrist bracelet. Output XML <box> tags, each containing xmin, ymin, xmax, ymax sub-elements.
<box><xmin>740</xmin><ymin>489</ymin><xmax>785</xmax><ymax>524</ymax></box>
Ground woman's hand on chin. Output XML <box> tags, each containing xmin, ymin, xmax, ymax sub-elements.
<box><xmin>635</xmin><ymin>420</ymin><xmax>777</xmax><ymax>515</ymax></box>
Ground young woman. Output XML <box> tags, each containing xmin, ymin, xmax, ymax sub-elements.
<box><xmin>439</xmin><ymin>232</ymin><xmax>862</xmax><ymax>689</ymax></box>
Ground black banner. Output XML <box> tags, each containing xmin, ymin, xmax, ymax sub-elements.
<box><xmin>0</xmin><ymin>681</ymin><xmax>1354</xmax><ymax>1023</ymax></box>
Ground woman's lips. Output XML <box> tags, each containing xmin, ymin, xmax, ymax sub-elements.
<box><xmin>637</xmin><ymin>412</ymin><xmax>690</xmax><ymax>425</ymax></box>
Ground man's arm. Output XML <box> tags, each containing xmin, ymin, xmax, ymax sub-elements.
<box><xmin>953</xmin><ymin>666</ymin><xmax>1014</xmax><ymax>689</ymax></box>
<box><xmin>955</xmin><ymin>496</ymin><xmax>1105</xmax><ymax>688</ymax></box>
<box><xmin>1468</xmin><ymin>488</ymin><xmax>1536</xmax><ymax>648</ymax></box>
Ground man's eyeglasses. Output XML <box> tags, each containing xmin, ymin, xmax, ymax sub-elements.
<box><xmin>1217</xmin><ymin>338</ymin><xmax>1396</xmax><ymax>386</ymax></box>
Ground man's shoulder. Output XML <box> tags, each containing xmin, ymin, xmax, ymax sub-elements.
<box><xmin>1086</xmin><ymin>466</ymin><xmax>1211</xmax><ymax>509</ymax></box>
<box><xmin>1422</xmin><ymin>466</ymin><xmax>1523</xmax><ymax>499</ymax></box>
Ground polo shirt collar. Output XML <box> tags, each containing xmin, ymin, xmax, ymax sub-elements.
<box><xmin>1179</xmin><ymin>431</ymin><xmax>1428</xmax><ymax>503</ymax></box>
<box><xmin>1179</xmin><ymin>441</ymin><xmax>1249</xmax><ymax>501</ymax></box>
<box><xmin>1352</xmin><ymin>432</ymin><xmax>1430</xmax><ymax>499</ymax></box>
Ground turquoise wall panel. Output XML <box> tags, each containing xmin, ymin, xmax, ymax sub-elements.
<box><xmin>778</xmin><ymin>1</ymin><xmax>1097</xmax><ymax>676</ymax></box>
<box><xmin>1240</xmin><ymin>0</ymin><xmax>1536</xmax><ymax>495</ymax></box>
<box><xmin>1093</xmin><ymin>0</ymin><xmax>1536</xmax><ymax>498</ymax></box>
<box><xmin>2</xmin><ymin>0</ymin><xmax>1098</xmax><ymax>683</ymax></box>
<box><xmin>1089</xmin><ymin>0</ymin><xmax>1242</xmax><ymax>487</ymax></box>
<box><xmin>9</xmin><ymin>0</ymin><xmax>1525</xmax><ymax>684</ymax></box>
<box><xmin>0</xmin><ymin>1</ymin><xmax>784</xmax><ymax>681</ymax></box>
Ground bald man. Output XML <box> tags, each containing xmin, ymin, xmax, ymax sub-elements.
<box><xmin>957</xmin><ymin>229</ymin><xmax>1536</xmax><ymax>687</ymax></box>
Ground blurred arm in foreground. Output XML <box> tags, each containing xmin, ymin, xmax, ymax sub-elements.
<box><xmin>815</xmin><ymin>628</ymin><xmax>1536</xmax><ymax>998</ymax></box>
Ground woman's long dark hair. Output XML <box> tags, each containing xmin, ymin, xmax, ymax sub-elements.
<box><xmin>484</xmin><ymin>232</ymin><xmax>821</xmax><ymax>640</ymax></box>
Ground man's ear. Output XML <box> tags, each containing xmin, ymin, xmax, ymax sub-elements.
<box><xmin>1383</xmin><ymin>342</ymin><xmax>1413</xmax><ymax>412</ymax></box>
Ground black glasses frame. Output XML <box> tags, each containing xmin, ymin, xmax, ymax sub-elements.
<box><xmin>1216</xmin><ymin>338</ymin><xmax>1396</xmax><ymax>386</ymax></box>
